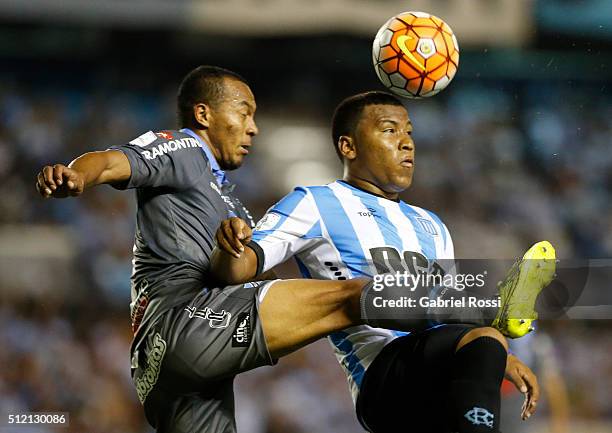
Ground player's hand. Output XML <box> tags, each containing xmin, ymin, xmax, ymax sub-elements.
<box><xmin>36</xmin><ymin>164</ymin><xmax>85</xmax><ymax>198</ymax></box>
<box><xmin>216</xmin><ymin>217</ymin><xmax>252</xmax><ymax>258</ymax></box>
<box><xmin>505</xmin><ymin>353</ymin><xmax>540</xmax><ymax>420</ymax></box>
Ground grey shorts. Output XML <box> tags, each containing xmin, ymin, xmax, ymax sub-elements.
<box><xmin>132</xmin><ymin>280</ymin><xmax>277</xmax><ymax>433</ymax></box>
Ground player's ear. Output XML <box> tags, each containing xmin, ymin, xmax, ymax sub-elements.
<box><xmin>193</xmin><ymin>103</ymin><xmax>212</xmax><ymax>129</ymax></box>
<box><xmin>338</xmin><ymin>135</ymin><xmax>357</xmax><ymax>160</ymax></box>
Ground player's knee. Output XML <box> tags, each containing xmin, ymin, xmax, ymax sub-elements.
<box><xmin>457</xmin><ymin>326</ymin><xmax>508</xmax><ymax>353</ymax></box>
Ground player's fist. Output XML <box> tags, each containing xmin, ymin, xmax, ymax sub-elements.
<box><xmin>216</xmin><ymin>217</ymin><xmax>253</xmax><ymax>258</ymax></box>
<box><xmin>36</xmin><ymin>164</ymin><xmax>85</xmax><ymax>198</ymax></box>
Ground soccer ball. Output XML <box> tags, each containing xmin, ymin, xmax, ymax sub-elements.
<box><xmin>372</xmin><ymin>11</ymin><xmax>459</xmax><ymax>98</ymax></box>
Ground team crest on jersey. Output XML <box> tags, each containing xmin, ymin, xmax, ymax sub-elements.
<box><xmin>255</xmin><ymin>213</ymin><xmax>281</xmax><ymax>231</ymax></box>
<box><xmin>416</xmin><ymin>217</ymin><xmax>438</xmax><ymax>236</ymax></box>
<box><xmin>129</xmin><ymin>131</ymin><xmax>158</xmax><ymax>147</ymax></box>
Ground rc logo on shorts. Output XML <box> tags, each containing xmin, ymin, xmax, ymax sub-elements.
<box><xmin>464</xmin><ymin>407</ymin><xmax>494</xmax><ymax>429</ymax></box>
<box><xmin>134</xmin><ymin>333</ymin><xmax>167</xmax><ymax>404</ymax></box>
<box><xmin>232</xmin><ymin>313</ymin><xmax>251</xmax><ymax>347</ymax></box>
<box><xmin>184</xmin><ymin>306</ymin><xmax>232</xmax><ymax>329</ymax></box>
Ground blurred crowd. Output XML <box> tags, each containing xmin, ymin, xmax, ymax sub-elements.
<box><xmin>0</xmin><ymin>76</ymin><xmax>611</xmax><ymax>433</ymax></box>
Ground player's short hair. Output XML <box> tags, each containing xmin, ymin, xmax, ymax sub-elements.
<box><xmin>177</xmin><ymin>65</ymin><xmax>249</xmax><ymax>127</ymax></box>
<box><xmin>331</xmin><ymin>91</ymin><xmax>404</xmax><ymax>159</ymax></box>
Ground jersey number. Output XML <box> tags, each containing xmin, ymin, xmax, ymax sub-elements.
<box><xmin>369</xmin><ymin>247</ymin><xmax>444</xmax><ymax>276</ymax></box>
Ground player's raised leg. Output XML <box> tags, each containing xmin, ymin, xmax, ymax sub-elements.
<box><xmin>356</xmin><ymin>324</ymin><xmax>537</xmax><ymax>433</ymax></box>
<box><xmin>258</xmin><ymin>278</ymin><xmax>366</xmax><ymax>357</ymax></box>
<box><xmin>231</xmin><ymin>251</ymin><xmax>555</xmax><ymax>361</ymax></box>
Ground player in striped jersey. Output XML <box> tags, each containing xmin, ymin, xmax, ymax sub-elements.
<box><xmin>211</xmin><ymin>92</ymin><xmax>555</xmax><ymax>432</ymax></box>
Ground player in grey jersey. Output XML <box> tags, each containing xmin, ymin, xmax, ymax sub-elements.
<box><xmin>36</xmin><ymin>65</ymin><xmax>382</xmax><ymax>432</ymax></box>
<box><xmin>36</xmin><ymin>68</ymin><xmax>544</xmax><ymax>433</ymax></box>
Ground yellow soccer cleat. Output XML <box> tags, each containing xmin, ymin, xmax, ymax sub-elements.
<box><xmin>492</xmin><ymin>241</ymin><xmax>556</xmax><ymax>338</ymax></box>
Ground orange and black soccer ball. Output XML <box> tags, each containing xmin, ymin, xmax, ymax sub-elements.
<box><xmin>372</xmin><ymin>11</ymin><xmax>459</xmax><ymax>98</ymax></box>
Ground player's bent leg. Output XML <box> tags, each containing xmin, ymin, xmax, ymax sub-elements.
<box><xmin>357</xmin><ymin>325</ymin><xmax>507</xmax><ymax>432</ymax></box>
<box><xmin>448</xmin><ymin>327</ymin><xmax>508</xmax><ymax>432</ymax></box>
<box><xmin>259</xmin><ymin>278</ymin><xmax>367</xmax><ymax>357</ymax></box>
<box><xmin>356</xmin><ymin>324</ymin><xmax>477</xmax><ymax>433</ymax></box>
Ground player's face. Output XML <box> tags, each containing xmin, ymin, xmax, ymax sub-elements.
<box><xmin>207</xmin><ymin>78</ymin><xmax>258</xmax><ymax>170</ymax></box>
<box><xmin>353</xmin><ymin>104</ymin><xmax>415</xmax><ymax>193</ymax></box>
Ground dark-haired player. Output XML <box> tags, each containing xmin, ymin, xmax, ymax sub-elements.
<box><xmin>36</xmin><ymin>65</ymin><xmax>269</xmax><ymax>432</ymax></box>
<box><xmin>36</xmin><ymin>66</ymin><xmax>386</xmax><ymax>432</ymax></box>
<box><xmin>37</xmin><ymin>68</ymin><xmax>548</xmax><ymax>432</ymax></box>
<box><xmin>211</xmin><ymin>91</ymin><xmax>556</xmax><ymax>432</ymax></box>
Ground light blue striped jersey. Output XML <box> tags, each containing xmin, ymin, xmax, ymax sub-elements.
<box><xmin>251</xmin><ymin>180</ymin><xmax>454</xmax><ymax>404</ymax></box>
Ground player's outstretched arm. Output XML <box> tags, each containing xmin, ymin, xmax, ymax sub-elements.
<box><xmin>36</xmin><ymin>150</ymin><xmax>131</xmax><ymax>198</ymax></box>
<box><xmin>210</xmin><ymin>217</ymin><xmax>259</xmax><ymax>284</ymax></box>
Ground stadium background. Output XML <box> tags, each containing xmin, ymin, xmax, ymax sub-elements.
<box><xmin>0</xmin><ymin>0</ymin><xmax>611</xmax><ymax>432</ymax></box>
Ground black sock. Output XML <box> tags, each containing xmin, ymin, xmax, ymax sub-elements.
<box><xmin>448</xmin><ymin>336</ymin><xmax>506</xmax><ymax>433</ymax></box>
